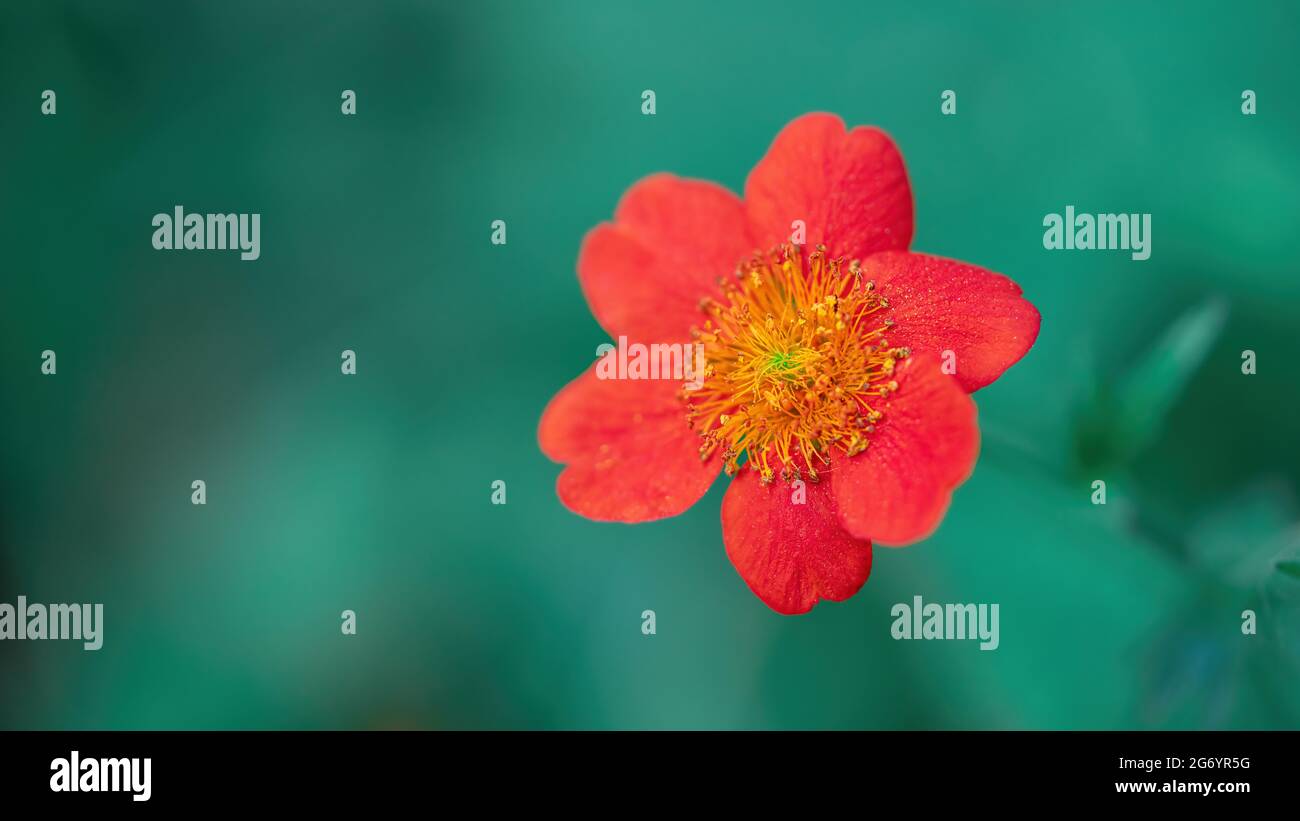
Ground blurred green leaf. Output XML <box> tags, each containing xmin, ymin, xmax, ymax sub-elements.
<box><xmin>1264</xmin><ymin>528</ymin><xmax>1300</xmax><ymax>595</ymax></box>
<box><xmin>1140</xmin><ymin>603</ymin><xmax>1241</xmax><ymax>728</ymax></box>
<box><xmin>1070</xmin><ymin>298</ymin><xmax>1227</xmax><ymax>475</ymax></box>
<box><xmin>1188</xmin><ymin>482</ymin><xmax>1294</xmax><ymax>588</ymax></box>
<box><xmin>1113</xmin><ymin>298</ymin><xmax>1228</xmax><ymax>458</ymax></box>
<box><xmin>1264</xmin><ymin>543</ymin><xmax>1300</xmax><ymax>674</ymax></box>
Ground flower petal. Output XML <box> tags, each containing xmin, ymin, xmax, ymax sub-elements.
<box><xmin>578</xmin><ymin>173</ymin><xmax>750</xmax><ymax>343</ymax></box>
<box><xmin>721</xmin><ymin>467</ymin><xmax>872</xmax><ymax>615</ymax></box>
<box><xmin>538</xmin><ymin>365</ymin><xmax>720</xmax><ymax>522</ymax></box>
<box><xmin>863</xmin><ymin>251</ymin><xmax>1041</xmax><ymax>392</ymax></box>
<box><xmin>833</xmin><ymin>354</ymin><xmax>979</xmax><ymax>546</ymax></box>
<box><xmin>744</xmin><ymin>112</ymin><xmax>913</xmax><ymax>258</ymax></box>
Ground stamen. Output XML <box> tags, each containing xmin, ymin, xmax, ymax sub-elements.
<box><xmin>683</xmin><ymin>242</ymin><xmax>906</xmax><ymax>483</ymax></box>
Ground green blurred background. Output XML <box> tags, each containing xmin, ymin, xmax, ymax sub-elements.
<box><xmin>2</xmin><ymin>0</ymin><xmax>1298</xmax><ymax>729</ymax></box>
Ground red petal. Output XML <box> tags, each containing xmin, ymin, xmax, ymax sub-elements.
<box><xmin>538</xmin><ymin>365</ymin><xmax>719</xmax><ymax>522</ymax></box>
<box><xmin>833</xmin><ymin>354</ymin><xmax>979</xmax><ymax>546</ymax></box>
<box><xmin>578</xmin><ymin>173</ymin><xmax>750</xmax><ymax>343</ymax></box>
<box><xmin>721</xmin><ymin>467</ymin><xmax>872</xmax><ymax>615</ymax></box>
<box><xmin>863</xmin><ymin>251</ymin><xmax>1041</xmax><ymax>392</ymax></box>
<box><xmin>744</xmin><ymin>112</ymin><xmax>913</xmax><ymax>258</ymax></box>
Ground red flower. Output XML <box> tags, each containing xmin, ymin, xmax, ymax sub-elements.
<box><xmin>539</xmin><ymin>113</ymin><xmax>1040</xmax><ymax>614</ymax></box>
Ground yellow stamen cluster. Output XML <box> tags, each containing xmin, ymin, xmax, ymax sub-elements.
<box><xmin>684</xmin><ymin>243</ymin><xmax>908</xmax><ymax>484</ymax></box>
